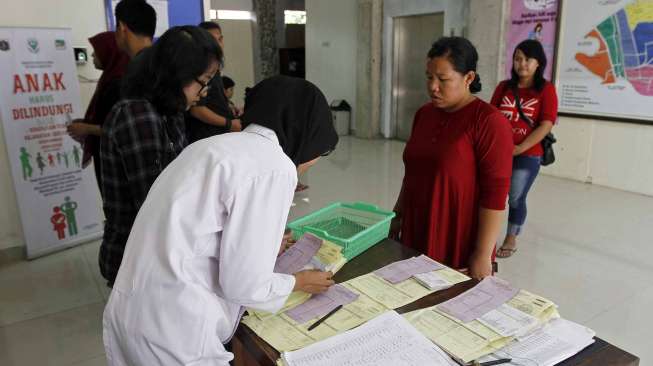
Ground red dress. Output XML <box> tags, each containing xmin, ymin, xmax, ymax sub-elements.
<box><xmin>400</xmin><ymin>99</ymin><xmax>513</xmax><ymax>269</ymax></box>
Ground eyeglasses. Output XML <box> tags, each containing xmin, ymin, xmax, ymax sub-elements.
<box><xmin>195</xmin><ymin>77</ymin><xmax>212</xmax><ymax>96</ymax></box>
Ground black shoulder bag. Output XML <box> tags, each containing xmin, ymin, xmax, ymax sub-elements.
<box><xmin>512</xmin><ymin>86</ymin><xmax>556</xmax><ymax>166</ymax></box>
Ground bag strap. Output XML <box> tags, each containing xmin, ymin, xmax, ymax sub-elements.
<box><xmin>511</xmin><ymin>84</ymin><xmax>535</xmax><ymax>128</ymax></box>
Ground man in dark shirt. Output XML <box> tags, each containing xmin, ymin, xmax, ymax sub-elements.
<box><xmin>186</xmin><ymin>21</ymin><xmax>242</xmax><ymax>143</ymax></box>
<box><xmin>98</xmin><ymin>0</ymin><xmax>158</xmax><ymax>286</ymax></box>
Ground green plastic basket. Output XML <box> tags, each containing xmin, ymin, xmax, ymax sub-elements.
<box><xmin>287</xmin><ymin>202</ymin><xmax>396</xmax><ymax>260</ymax></box>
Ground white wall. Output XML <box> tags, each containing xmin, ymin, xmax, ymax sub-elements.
<box><xmin>305</xmin><ymin>0</ymin><xmax>358</xmax><ymax>127</ymax></box>
<box><xmin>210</xmin><ymin>0</ymin><xmax>252</xmax><ymax>11</ymax></box>
<box><xmin>541</xmin><ymin>118</ymin><xmax>653</xmax><ymax>196</ymax></box>
<box><xmin>220</xmin><ymin>19</ymin><xmax>256</xmax><ymax>108</ymax></box>
<box><xmin>0</xmin><ymin>0</ymin><xmax>107</xmax><ymax>250</ymax></box>
<box><xmin>210</xmin><ymin>0</ymin><xmax>255</xmax><ymax>107</ymax></box>
<box><xmin>381</xmin><ymin>0</ymin><xmax>469</xmax><ymax>137</ymax></box>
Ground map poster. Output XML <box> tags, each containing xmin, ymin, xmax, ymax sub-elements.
<box><xmin>0</xmin><ymin>27</ymin><xmax>103</xmax><ymax>258</ymax></box>
<box><xmin>555</xmin><ymin>0</ymin><xmax>653</xmax><ymax>122</ymax></box>
<box><xmin>505</xmin><ymin>0</ymin><xmax>559</xmax><ymax>80</ymax></box>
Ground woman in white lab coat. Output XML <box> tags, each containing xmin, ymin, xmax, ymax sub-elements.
<box><xmin>103</xmin><ymin>75</ymin><xmax>339</xmax><ymax>365</ymax></box>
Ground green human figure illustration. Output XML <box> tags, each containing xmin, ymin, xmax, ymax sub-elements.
<box><xmin>36</xmin><ymin>152</ymin><xmax>46</xmax><ymax>175</ymax></box>
<box><xmin>60</xmin><ymin>196</ymin><xmax>78</xmax><ymax>236</ymax></box>
<box><xmin>63</xmin><ymin>151</ymin><xmax>70</xmax><ymax>168</ymax></box>
<box><xmin>56</xmin><ymin>151</ymin><xmax>62</xmax><ymax>164</ymax></box>
<box><xmin>72</xmin><ymin>145</ymin><xmax>81</xmax><ymax>167</ymax></box>
<box><xmin>19</xmin><ymin>147</ymin><xmax>33</xmax><ymax>180</ymax></box>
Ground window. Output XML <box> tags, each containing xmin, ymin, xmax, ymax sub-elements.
<box><xmin>210</xmin><ymin>10</ymin><xmax>252</xmax><ymax>20</ymax></box>
<box><xmin>284</xmin><ymin>10</ymin><xmax>306</xmax><ymax>24</ymax></box>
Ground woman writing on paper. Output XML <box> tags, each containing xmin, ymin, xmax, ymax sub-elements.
<box><xmin>390</xmin><ymin>37</ymin><xmax>513</xmax><ymax>280</ymax></box>
<box><xmin>103</xmin><ymin>76</ymin><xmax>337</xmax><ymax>365</ymax></box>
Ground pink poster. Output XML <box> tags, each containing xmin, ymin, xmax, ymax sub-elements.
<box><xmin>505</xmin><ymin>0</ymin><xmax>559</xmax><ymax>80</ymax></box>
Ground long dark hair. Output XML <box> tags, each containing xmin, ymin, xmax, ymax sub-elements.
<box><xmin>509</xmin><ymin>39</ymin><xmax>547</xmax><ymax>91</ymax></box>
<box><xmin>427</xmin><ymin>37</ymin><xmax>482</xmax><ymax>94</ymax></box>
<box><xmin>121</xmin><ymin>26</ymin><xmax>222</xmax><ymax>116</ymax></box>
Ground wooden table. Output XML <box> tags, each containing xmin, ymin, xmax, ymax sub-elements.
<box><xmin>233</xmin><ymin>239</ymin><xmax>639</xmax><ymax>366</ymax></box>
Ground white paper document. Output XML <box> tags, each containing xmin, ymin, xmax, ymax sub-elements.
<box><xmin>477</xmin><ymin>304</ymin><xmax>539</xmax><ymax>337</ymax></box>
<box><xmin>281</xmin><ymin>311</ymin><xmax>458</xmax><ymax>366</ymax></box>
<box><xmin>413</xmin><ymin>271</ymin><xmax>453</xmax><ymax>291</ymax></box>
<box><xmin>478</xmin><ymin>318</ymin><xmax>595</xmax><ymax>366</ymax></box>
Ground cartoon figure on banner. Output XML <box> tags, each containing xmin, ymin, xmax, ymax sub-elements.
<box><xmin>63</xmin><ymin>150</ymin><xmax>70</xmax><ymax>168</ymax></box>
<box><xmin>72</xmin><ymin>145</ymin><xmax>81</xmax><ymax>167</ymax></box>
<box><xmin>57</xmin><ymin>151</ymin><xmax>62</xmax><ymax>164</ymax></box>
<box><xmin>529</xmin><ymin>23</ymin><xmax>544</xmax><ymax>43</ymax></box>
<box><xmin>19</xmin><ymin>147</ymin><xmax>33</xmax><ymax>180</ymax></box>
<box><xmin>51</xmin><ymin>207</ymin><xmax>67</xmax><ymax>239</ymax></box>
<box><xmin>48</xmin><ymin>153</ymin><xmax>55</xmax><ymax>167</ymax></box>
<box><xmin>60</xmin><ymin>196</ymin><xmax>78</xmax><ymax>236</ymax></box>
<box><xmin>36</xmin><ymin>152</ymin><xmax>46</xmax><ymax>175</ymax></box>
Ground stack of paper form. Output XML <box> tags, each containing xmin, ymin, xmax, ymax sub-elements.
<box><xmin>374</xmin><ymin>255</ymin><xmax>444</xmax><ymax>284</ymax></box>
<box><xmin>274</xmin><ymin>233</ymin><xmax>324</xmax><ymax>275</ymax></box>
<box><xmin>404</xmin><ymin>279</ymin><xmax>560</xmax><ymax>363</ymax></box>
<box><xmin>250</xmin><ymin>235</ymin><xmax>347</xmax><ymax>322</ymax></box>
<box><xmin>478</xmin><ymin>318</ymin><xmax>595</xmax><ymax>366</ymax></box>
<box><xmin>242</xmin><ymin>263</ymin><xmax>470</xmax><ymax>352</ymax></box>
<box><xmin>285</xmin><ymin>284</ymin><xmax>359</xmax><ymax>324</ymax></box>
<box><xmin>437</xmin><ymin>277</ymin><xmax>519</xmax><ymax>323</ymax></box>
<box><xmin>280</xmin><ymin>311</ymin><xmax>459</xmax><ymax>366</ymax></box>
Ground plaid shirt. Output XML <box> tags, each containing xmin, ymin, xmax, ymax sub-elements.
<box><xmin>99</xmin><ymin>99</ymin><xmax>187</xmax><ymax>283</ymax></box>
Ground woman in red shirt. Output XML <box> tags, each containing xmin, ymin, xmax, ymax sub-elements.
<box><xmin>490</xmin><ymin>40</ymin><xmax>558</xmax><ymax>258</ymax></box>
<box><xmin>390</xmin><ymin>37</ymin><xmax>513</xmax><ymax>280</ymax></box>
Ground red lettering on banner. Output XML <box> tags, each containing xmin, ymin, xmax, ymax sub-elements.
<box><xmin>54</xmin><ymin>73</ymin><xmax>66</xmax><ymax>90</ymax></box>
<box><xmin>25</xmin><ymin>74</ymin><xmax>39</xmax><ymax>92</ymax></box>
<box><xmin>12</xmin><ymin>73</ymin><xmax>67</xmax><ymax>94</ymax></box>
<box><xmin>42</xmin><ymin>73</ymin><xmax>53</xmax><ymax>91</ymax></box>
<box><xmin>13</xmin><ymin>75</ymin><xmax>25</xmax><ymax>94</ymax></box>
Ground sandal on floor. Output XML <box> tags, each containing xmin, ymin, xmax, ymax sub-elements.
<box><xmin>497</xmin><ymin>246</ymin><xmax>517</xmax><ymax>258</ymax></box>
<box><xmin>295</xmin><ymin>183</ymin><xmax>309</xmax><ymax>192</ymax></box>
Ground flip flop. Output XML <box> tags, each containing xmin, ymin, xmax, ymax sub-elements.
<box><xmin>295</xmin><ymin>183</ymin><xmax>309</xmax><ymax>192</ymax></box>
<box><xmin>497</xmin><ymin>246</ymin><xmax>517</xmax><ymax>258</ymax></box>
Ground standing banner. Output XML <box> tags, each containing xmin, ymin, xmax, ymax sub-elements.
<box><xmin>0</xmin><ymin>27</ymin><xmax>103</xmax><ymax>258</ymax></box>
<box><xmin>505</xmin><ymin>0</ymin><xmax>559</xmax><ymax>80</ymax></box>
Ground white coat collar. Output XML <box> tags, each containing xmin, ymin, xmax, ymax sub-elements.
<box><xmin>243</xmin><ymin>124</ymin><xmax>279</xmax><ymax>146</ymax></box>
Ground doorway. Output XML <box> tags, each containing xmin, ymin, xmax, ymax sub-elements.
<box><xmin>391</xmin><ymin>13</ymin><xmax>444</xmax><ymax>141</ymax></box>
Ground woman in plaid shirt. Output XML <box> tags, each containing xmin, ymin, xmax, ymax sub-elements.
<box><xmin>99</xmin><ymin>26</ymin><xmax>222</xmax><ymax>286</ymax></box>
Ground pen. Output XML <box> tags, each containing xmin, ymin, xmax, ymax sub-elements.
<box><xmin>307</xmin><ymin>304</ymin><xmax>343</xmax><ymax>331</ymax></box>
<box><xmin>474</xmin><ymin>358</ymin><xmax>512</xmax><ymax>366</ymax></box>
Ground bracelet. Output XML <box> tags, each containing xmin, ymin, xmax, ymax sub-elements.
<box><xmin>225</xmin><ymin>118</ymin><xmax>232</xmax><ymax>131</ymax></box>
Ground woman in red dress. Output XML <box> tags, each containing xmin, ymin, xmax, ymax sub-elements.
<box><xmin>390</xmin><ymin>37</ymin><xmax>513</xmax><ymax>280</ymax></box>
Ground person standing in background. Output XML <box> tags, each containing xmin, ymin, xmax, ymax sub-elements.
<box><xmin>186</xmin><ymin>21</ymin><xmax>243</xmax><ymax>143</ymax></box>
<box><xmin>98</xmin><ymin>26</ymin><xmax>221</xmax><ymax>287</ymax></box>
<box><xmin>491</xmin><ymin>40</ymin><xmax>557</xmax><ymax>258</ymax></box>
<box><xmin>67</xmin><ymin>31</ymin><xmax>129</xmax><ymax>194</ymax></box>
<box><xmin>113</xmin><ymin>0</ymin><xmax>155</xmax><ymax>59</ymax></box>
<box><xmin>221</xmin><ymin>75</ymin><xmax>242</xmax><ymax>117</ymax></box>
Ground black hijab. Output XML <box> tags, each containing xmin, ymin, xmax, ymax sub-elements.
<box><xmin>241</xmin><ymin>76</ymin><xmax>338</xmax><ymax>166</ymax></box>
